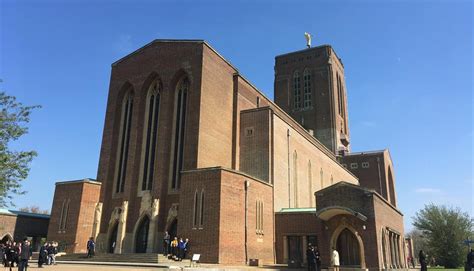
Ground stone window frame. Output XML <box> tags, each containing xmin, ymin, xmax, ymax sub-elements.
<box><xmin>58</xmin><ymin>199</ymin><xmax>70</xmax><ymax>232</ymax></box>
<box><xmin>350</xmin><ymin>162</ymin><xmax>358</xmax><ymax>169</ymax></box>
<box><xmin>170</xmin><ymin>76</ymin><xmax>190</xmax><ymax>191</ymax></box>
<box><xmin>293</xmin><ymin>70</ymin><xmax>302</xmax><ymax>109</ymax></box>
<box><xmin>114</xmin><ymin>89</ymin><xmax>134</xmax><ymax>195</ymax></box>
<box><xmin>303</xmin><ymin>68</ymin><xmax>312</xmax><ymax>108</ymax></box>
<box><xmin>362</xmin><ymin>162</ymin><xmax>370</xmax><ymax>168</ymax></box>
<box><xmin>138</xmin><ymin>79</ymin><xmax>162</xmax><ymax>194</ymax></box>
<box><xmin>255</xmin><ymin>199</ymin><xmax>264</xmax><ymax>235</ymax></box>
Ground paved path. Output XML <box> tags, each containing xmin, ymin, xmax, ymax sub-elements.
<box><xmin>3</xmin><ymin>264</ymin><xmax>167</xmax><ymax>270</ymax></box>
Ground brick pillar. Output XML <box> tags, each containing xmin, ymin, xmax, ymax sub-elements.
<box><xmin>283</xmin><ymin>236</ymin><xmax>288</xmax><ymax>263</ymax></box>
<box><xmin>390</xmin><ymin>232</ymin><xmax>395</xmax><ymax>268</ymax></box>
<box><xmin>147</xmin><ymin>199</ymin><xmax>159</xmax><ymax>253</ymax></box>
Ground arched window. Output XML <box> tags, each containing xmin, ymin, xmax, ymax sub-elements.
<box><xmin>199</xmin><ymin>189</ymin><xmax>205</xmax><ymax>227</ymax></box>
<box><xmin>293</xmin><ymin>71</ymin><xmax>301</xmax><ymax>109</ymax></box>
<box><xmin>293</xmin><ymin>150</ymin><xmax>298</xmax><ymax>207</ymax></box>
<box><xmin>116</xmin><ymin>91</ymin><xmax>134</xmax><ymax>193</ymax></box>
<box><xmin>303</xmin><ymin>69</ymin><xmax>312</xmax><ymax>108</ymax></box>
<box><xmin>171</xmin><ymin>77</ymin><xmax>189</xmax><ymax>190</ymax></box>
<box><xmin>141</xmin><ymin>80</ymin><xmax>161</xmax><ymax>191</ymax></box>
<box><xmin>308</xmin><ymin>160</ymin><xmax>313</xmax><ymax>207</ymax></box>
<box><xmin>388</xmin><ymin>167</ymin><xmax>396</xmax><ymax>206</ymax></box>
<box><xmin>193</xmin><ymin>190</ymin><xmax>199</xmax><ymax>228</ymax></box>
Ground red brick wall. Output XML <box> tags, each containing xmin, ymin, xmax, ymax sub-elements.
<box><xmin>0</xmin><ymin>214</ymin><xmax>17</xmax><ymax>241</ymax></box>
<box><xmin>179</xmin><ymin>167</ymin><xmax>274</xmax><ymax>264</ymax></box>
<box><xmin>47</xmin><ymin>180</ymin><xmax>100</xmax><ymax>253</ymax></box>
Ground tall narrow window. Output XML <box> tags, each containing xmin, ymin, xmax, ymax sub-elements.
<box><xmin>303</xmin><ymin>69</ymin><xmax>312</xmax><ymax>108</ymax></box>
<box><xmin>293</xmin><ymin>71</ymin><xmax>301</xmax><ymax>109</ymax></box>
<box><xmin>58</xmin><ymin>199</ymin><xmax>66</xmax><ymax>230</ymax></box>
<box><xmin>293</xmin><ymin>151</ymin><xmax>298</xmax><ymax>207</ymax></box>
<box><xmin>116</xmin><ymin>92</ymin><xmax>134</xmax><ymax>193</ymax></box>
<box><xmin>308</xmin><ymin>160</ymin><xmax>313</xmax><ymax>207</ymax></box>
<box><xmin>199</xmin><ymin>189</ymin><xmax>205</xmax><ymax>227</ymax></box>
<box><xmin>141</xmin><ymin>81</ymin><xmax>161</xmax><ymax>191</ymax></box>
<box><xmin>59</xmin><ymin>199</ymin><xmax>70</xmax><ymax>230</ymax></box>
<box><xmin>256</xmin><ymin>199</ymin><xmax>264</xmax><ymax>234</ymax></box>
<box><xmin>171</xmin><ymin>77</ymin><xmax>189</xmax><ymax>190</ymax></box>
<box><xmin>337</xmin><ymin>74</ymin><xmax>343</xmax><ymax>116</ymax></box>
<box><xmin>320</xmin><ymin>168</ymin><xmax>324</xmax><ymax>189</ymax></box>
<box><xmin>193</xmin><ymin>190</ymin><xmax>199</xmax><ymax>227</ymax></box>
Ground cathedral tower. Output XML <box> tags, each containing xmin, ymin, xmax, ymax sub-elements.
<box><xmin>274</xmin><ymin>45</ymin><xmax>350</xmax><ymax>154</ymax></box>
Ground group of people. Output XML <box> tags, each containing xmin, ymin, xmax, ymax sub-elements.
<box><xmin>37</xmin><ymin>242</ymin><xmax>59</xmax><ymax>267</ymax></box>
<box><xmin>162</xmin><ymin>231</ymin><xmax>190</xmax><ymax>261</ymax></box>
<box><xmin>0</xmin><ymin>239</ymin><xmax>33</xmax><ymax>271</ymax></box>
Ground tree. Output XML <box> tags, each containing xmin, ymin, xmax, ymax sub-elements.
<box><xmin>413</xmin><ymin>204</ymin><xmax>474</xmax><ymax>268</ymax></box>
<box><xmin>0</xmin><ymin>89</ymin><xmax>40</xmax><ymax>207</ymax></box>
<box><xmin>19</xmin><ymin>205</ymin><xmax>50</xmax><ymax>214</ymax></box>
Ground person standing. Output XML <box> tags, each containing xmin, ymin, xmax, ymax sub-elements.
<box><xmin>163</xmin><ymin>231</ymin><xmax>170</xmax><ymax>256</ymax></box>
<box><xmin>87</xmin><ymin>237</ymin><xmax>96</xmax><ymax>258</ymax></box>
<box><xmin>0</xmin><ymin>244</ymin><xmax>5</xmax><ymax>268</ymax></box>
<box><xmin>419</xmin><ymin>250</ymin><xmax>427</xmax><ymax>271</ymax></box>
<box><xmin>306</xmin><ymin>245</ymin><xmax>317</xmax><ymax>271</ymax></box>
<box><xmin>18</xmin><ymin>239</ymin><xmax>31</xmax><ymax>271</ymax></box>
<box><xmin>314</xmin><ymin>246</ymin><xmax>321</xmax><ymax>271</ymax></box>
<box><xmin>178</xmin><ymin>238</ymin><xmax>185</xmax><ymax>261</ymax></box>
<box><xmin>38</xmin><ymin>243</ymin><xmax>47</xmax><ymax>268</ymax></box>
<box><xmin>332</xmin><ymin>248</ymin><xmax>340</xmax><ymax>271</ymax></box>
<box><xmin>170</xmin><ymin>237</ymin><xmax>178</xmax><ymax>260</ymax></box>
<box><xmin>183</xmin><ymin>238</ymin><xmax>190</xmax><ymax>260</ymax></box>
<box><xmin>466</xmin><ymin>249</ymin><xmax>473</xmax><ymax>271</ymax></box>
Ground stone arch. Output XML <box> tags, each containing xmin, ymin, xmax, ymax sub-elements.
<box><xmin>133</xmin><ymin>213</ymin><xmax>151</xmax><ymax>253</ymax></box>
<box><xmin>0</xmin><ymin>233</ymin><xmax>13</xmax><ymax>243</ymax></box>
<box><xmin>107</xmin><ymin>220</ymin><xmax>119</xmax><ymax>253</ymax></box>
<box><xmin>330</xmin><ymin>224</ymin><xmax>366</xmax><ymax>268</ymax></box>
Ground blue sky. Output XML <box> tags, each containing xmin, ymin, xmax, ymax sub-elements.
<box><xmin>1</xmin><ymin>0</ymin><xmax>472</xmax><ymax>231</ymax></box>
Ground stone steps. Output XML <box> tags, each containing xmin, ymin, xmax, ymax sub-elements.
<box><xmin>55</xmin><ymin>253</ymin><xmax>178</xmax><ymax>264</ymax></box>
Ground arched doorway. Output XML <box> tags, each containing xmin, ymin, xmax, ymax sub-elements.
<box><xmin>1</xmin><ymin>234</ymin><xmax>12</xmax><ymax>244</ymax></box>
<box><xmin>336</xmin><ymin>228</ymin><xmax>361</xmax><ymax>267</ymax></box>
<box><xmin>135</xmin><ymin>216</ymin><xmax>150</xmax><ymax>253</ymax></box>
<box><xmin>108</xmin><ymin>223</ymin><xmax>118</xmax><ymax>253</ymax></box>
<box><xmin>168</xmin><ymin>219</ymin><xmax>178</xmax><ymax>239</ymax></box>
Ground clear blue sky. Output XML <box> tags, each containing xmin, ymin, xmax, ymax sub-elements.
<box><xmin>1</xmin><ymin>0</ymin><xmax>472</xmax><ymax>231</ymax></box>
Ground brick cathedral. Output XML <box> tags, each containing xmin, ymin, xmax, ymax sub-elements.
<box><xmin>47</xmin><ymin>40</ymin><xmax>408</xmax><ymax>270</ymax></box>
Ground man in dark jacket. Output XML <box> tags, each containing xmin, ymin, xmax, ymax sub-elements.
<box><xmin>38</xmin><ymin>243</ymin><xmax>47</xmax><ymax>268</ymax></box>
<box><xmin>18</xmin><ymin>239</ymin><xmax>31</xmax><ymax>271</ymax></box>
<box><xmin>306</xmin><ymin>245</ymin><xmax>317</xmax><ymax>271</ymax></box>
<box><xmin>314</xmin><ymin>246</ymin><xmax>321</xmax><ymax>271</ymax></box>
<box><xmin>87</xmin><ymin>237</ymin><xmax>96</xmax><ymax>258</ymax></box>
<box><xmin>419</xmin><ymin>250</ymin><xmax>427</xmax><ymax>271</ymax></box>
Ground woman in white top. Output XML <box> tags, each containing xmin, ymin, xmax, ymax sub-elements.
<box><xmin>332</xmin><ymin>248</ymin><xmax>340</xmax><ymax>271</ymax></box>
